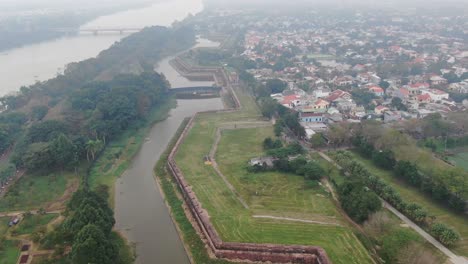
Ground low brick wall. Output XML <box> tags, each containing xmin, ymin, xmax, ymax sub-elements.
<box><xmin>166</xmin><ymin>74</ymin><xmax>331</xmax><ymax>263</ymax></box>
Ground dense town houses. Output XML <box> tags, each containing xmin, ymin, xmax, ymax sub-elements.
<box><xmin>235</xmin><ymin>9</ymin><xmax>468</xmax><ymax>139</ymax></box>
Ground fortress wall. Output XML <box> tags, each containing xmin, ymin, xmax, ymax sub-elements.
<box><xmin>165</xmin><ymin>66</ymin><xmax>331</xmax><ymax>264</ymax></box>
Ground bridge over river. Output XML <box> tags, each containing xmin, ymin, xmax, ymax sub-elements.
<box><xmin>170</xmin><ymin>86</ymin><xmax>222</xmax><ymax>99</ymax></box>
<box><xmin>54</xmin><ymin>27</ymin><xmax>144</xmax><ymax>35</ymax></box>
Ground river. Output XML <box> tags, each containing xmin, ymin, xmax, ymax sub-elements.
<box><xmin>114</xmin><ymin>37</ymin><xmax>223</xmax><ymax>263</ymax></box>
<box><xmin>0</xmin><ymin>0</ymin><xmax>204</xmax><ymax>96</ymax></box>
<box><xmin>2</xmin><ymin>0</ymin><xmax>225</xmax><ymax>263</ymax></box>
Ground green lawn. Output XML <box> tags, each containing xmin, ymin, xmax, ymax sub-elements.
<box><xmin>449</xmin><ymin>150</ymin><xmax>468</xmax><ymax>171</ymax></box>
<box><xmin>175</xmin><ymin>93</ymin><xmax>373</xmax><ymax>264</ymax></box>
<box><xmin>14</xmin><ymin>213</ymin><xmax>58</xmax><ymax>235</ymax></box>
<box><xmin>0</xmin><ymin>172</ymin><xmax>73</xmax><ymax>212</ymax></box>
<box><xmin>0</xmin><ymin>240</ymin><xmax>20</xmax><ymax>264</ymax></box>
<box><xmin>346</xmin><ymin>151</ymin><xmax>468</xmax><ymax>256</ymax></box>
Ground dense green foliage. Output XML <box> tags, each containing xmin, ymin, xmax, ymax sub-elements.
<box><xmin>353</xmin><ymin>135</ymin><xmax>466</xmax><ymax>213</ymax></box>
<box><xmin>0</xmin><ymin>112</ymin><xmax>27</xmax><ymax>153</ymax></box>
<box><xmin>338</xmin><ymin>179</ymin><xmax>382</xmax><ymax>223</ymax></box>
<box><xmin>333</xmin><ymin>151</ymin><xmax>460</xmax><ymax>246</ymax></box>
<box><xmin>8</xmin><ymin>72</ymin><xmax>170</xmax><ymax>173</ymax></box>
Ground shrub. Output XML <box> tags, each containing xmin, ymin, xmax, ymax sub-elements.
<box><xmin>430</xmin><ymin>223</ymin><xmax>460</xmax><ymax>246</ymax></box>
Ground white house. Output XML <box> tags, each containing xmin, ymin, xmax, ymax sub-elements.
<box><xmin>421</xmin><ymin>89</ymin><xmax>449</xmax><ymax>102</ymax></box>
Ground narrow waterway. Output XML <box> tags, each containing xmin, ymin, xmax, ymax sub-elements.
<box><xmin>114</xmin><ymin>98</ymin><xmax>223</xmax><ymax>264</ymax></box>
<box><xmin>113</xmin><ymin>37</ymin><xmax>224</xmax><ymax>263</ymax></box>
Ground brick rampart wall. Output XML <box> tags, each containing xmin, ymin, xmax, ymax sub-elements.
<box><xmin>166</xmin><ymin>67</ymin><xmax>331</xmax><ymax>264</ymax></box>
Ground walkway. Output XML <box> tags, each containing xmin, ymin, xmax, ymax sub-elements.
<box><xmin>384</xmin><ymin>201</ymin><xmax>468</xmax><ymax>264</ymax></box>
<box><xmin>208</xmin><ymin>121</ymin><xmax>272</xmax><ymax>210</ymax></box>
<box><xmin>252</xmin><ymin>215</ymin><xmax>342</xmax><ymax>226</ymax></box>
<box><xmin>318</xmin><ymin>151</ymin><xmax>468</xmax><ymax>264</ymax></box>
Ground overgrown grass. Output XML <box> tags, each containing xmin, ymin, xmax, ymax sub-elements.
<box><xmin>176</xmin><ymin>124</ymin><xmax>372</xmax><ymax>263</ymax></box>
<box><xmin>346</xmin><ymin>150</ymin><xmax>468</xmax><ymax>256</ymax></box>
<box><xmin>88</xmin><ymin>98</ymin><xmax>176</xmax><ymax>206</ymax></box>
<box><xmin>111</xmin><ymin>231</ymin><xmax>135</xmax><ymax>264</ymax></box>
<box><xmin>14</xmin><ymin>213</ymin><xmax>58</xmax><ymax>235</ymax></box>
<box><xmin>0</xmin><ymin>240</ymin><xmax>20</xmax><ymax>264</ymax></box>
<box><xmin>155</xmin><ymin>118</ymin><xmax>232</xmax><ymax>264</ymax></box>
<box><xmin>449</xmin><ymin>149</ymin><xmax>468</xmax><ymax>171</ymax></box>
<box><xmin>171</xmin><ymin>87</ymin><xmax>373</xmax><ymax>263</ymax></box>
<box><xmin>0</xmin><ymin>172</ymin><xmax>74</xmax><ymax>212</ymax></box>
<box><xmin>313</xmin><ymin>153</ymin><xmax>448</xmax><ymax>263</ymax></box>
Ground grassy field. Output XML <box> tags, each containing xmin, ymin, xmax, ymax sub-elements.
<box><xmin>14</xmin><ymin>213</ymin><xmax>58</xmax><ymax>235</ymax></box>
<box><xmin>0</xmin><ymin>240</ymin><xmax>20</xmax><ymax>264</ymax></box>
<box><xmin>345</xmin><ymin>150</ymin><xmax>468</xmax><ymax>256</ymax></box>
<box><xmin>449</xmin><ymin>149</ymin><xmax>468</xmax><ymax>171</ymax></box>
<box><xmin>174</xmin><ymin>88</ymin><xmax>373</xmax><ymax>264</ymax></box>
<box><xmin>312</xmin><ymin>153</ymin><xmax>448</xmax><ymax>263</ymax></box>
<box><xmin>0</xmin><ymin>172</ymin><xmax>76</xmax><ymax>212</ymax></box>
<box><xmin>88</xmin><ymin>98</ymin><xmax>175</xmax><ymax>206</ymax></box>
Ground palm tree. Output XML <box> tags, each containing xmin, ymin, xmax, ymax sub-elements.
<box><xmin>86</xmin><ymin>139</ymin><xmax>104</xmax><ymax>162</ymax></box>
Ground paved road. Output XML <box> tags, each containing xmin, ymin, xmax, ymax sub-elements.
<box><xmin>383</xmin><ymin>201</ymin><xmax>468</xmax><ymax>264</ymax></box>
<box><xmin>316</xmin><ymin>151</ymin><xmax>468</xmax><ymax>264</ymax></box>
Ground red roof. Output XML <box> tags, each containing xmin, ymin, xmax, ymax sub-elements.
<box><xmin>369</xmin><ymin>86</ymin><xmax>384</xmax><ymax>93</ymax></box>
<box><xmin>314</xmin><ymin>99</ymin><xmax>330</xmax><ymax>105</ymax></box>
<box><xmin>375</xmin><ymin>105</ymin><xmax>388</xmax><ymax>111</ymax></box>
<box><xmin>399</xmin><ymin>88</ymin><xmax>410</xmax><ymax>96</ymax></box>
<box><xmin>418</xmin><ymin>94</ymin><xmax>431</xmax><ymax>101</ymax></box>
<box><xmin>326</xmin><ymin>89</ymin><xmax>350</xmax><ymax>102</ymax></box>
<box><xmin>281</xmin><ymin>95</ymin><xmax>300</xmax><ymax>105</ymax></box>
<box><xmin>410</xmin><ymin>82</ymin><xmax>429</xmax><ymax>89</ymax></box>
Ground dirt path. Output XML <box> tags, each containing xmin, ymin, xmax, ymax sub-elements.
<box><xmin>252</xmin><ymin>215</ymin><xmax>342</xmax><ymax>226</ymax></box>
<box><xmin>207</xmin><ymin>121</ymin><xmax>273</xmax><ymax>210</ymax></box>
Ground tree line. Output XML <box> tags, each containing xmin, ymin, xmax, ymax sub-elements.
<box><xmin>8</xmin><ymin>72</ymin><xmax>170</xmax><ymax>173</ymax></box>
<box><xmin>333</xmin><ymin>151</ymin><xmax>460</xmax><ymax>247</ymax></box>
<box><xmin>353</xmin><ymin>135</ymin><xmax>466</xmax><ymax>213</ymax></box>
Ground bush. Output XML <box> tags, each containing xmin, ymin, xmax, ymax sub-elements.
<box><xmin>338</xmin><ymin>179</ymin><xmax>382</xmax><ymax>223</ymax></box>
<box><xmin>431</xmin><ymin>223</ymin><xmax>460</xmax><ymax>247</ymax></box>
<box><xmin>380</xmin><ymin>229</ymin><xmax>420</xmax><ymax>263</ymax></box>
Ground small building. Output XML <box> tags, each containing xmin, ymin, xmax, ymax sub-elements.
<box><xmin>417</xmin><ymin>93</ymin><xmax>431</xmax><ymax>103</ymax></box>
<box><xmin>313</xmin><ymin>89</ymin><xmax>331</xmax><ymax>98</ymax></box>
<box><xmin>384</xmin><ymin>111</ymin><xmax>402</xmax><ymax>123</ymax></box>
<box><xmin>300</xmin><ymin>112</ymin><xmax>324</xmax><ymax>123</ymax></box>
<box><xmin>249</xmin><ymin>157</ymin><xmax>276</xmax><ymax>168</ymax></box>
<box><xmin>421</xmin><ymin>89</ymin><xmax>449</xmax><ymax>102</ymax></box>
<box><xmin>374</xmin><ymin>105</ymin><xmax>389</xmax><ymax>115</ymax></box>
<box><xmin>430</xmin><ymin>76</ymin><xmax>448</xmax><ymax>85</ymax></box>
<box><xmin>368</xmin><ymin>86</ymin><xmax>385</xmax><ymax>97</ymax></box>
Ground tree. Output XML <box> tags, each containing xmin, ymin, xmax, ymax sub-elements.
<box><xmin>86</xmin><ymin>140</ymin><xmax>104</xmax><ymax>162</ymax></box>
<box><xmin>266</xmin><ymin>79</ymin><xmax>287</xmax><ymax>94</ymax></box>
<box><xmin>22</xmin><ymin>142</ymin><xmax>54</xmax><ymax>170</ymax></box>
<box><xmin>30</xmin><ymin>105</ymin><xmax>49</xmax><ymax>121</ymax></box>
<box><xmin>50</xmin><ymin>133</ymin><xmax>76</xmax><ymax>169</ymax></box>
<box><xmin>394</xmin><ymin>161</ymin><xmax>421</xmax><ymax>186</ymax></box>
<box><xmin>391</xmin><ymin>97</ymin><xmax>407</xmax><ymax>111</ymax></box>
<box><xmin>338</xmin><ymin>180</ymin><xmax>382</xmax><ymax>223</ymax></box>
<box><xmin>443</xmin><ymin>72</ymin><xmax>460</xmax><ymax>84</ymax></box>
<box><xmin>299</xmin><ymin>162</ymin><xmax>325</xmax><ymax>181</ymax></box>
<box><xmin>371</xmin><ymin>149</ymin><xmax>396</xmax><ymax>170</ymax></box>
<box><xmin>379</xmin><ymin>80</ymin><xmax>390</xmax><ymax>90</ymax></box>
<box><xmin>274</xmin><ymin>120</ymin><xmax>284</xmax><ymax>137</ymax></box>
<box><xmin>310</xmin><ymin>133</ymin><xmax>326</xmax><ymax>148</ymax></box>
<box><xmin>71</xmin><ymin>224</ymin><xmax>118</xmax><ymax>264</ymax></box>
